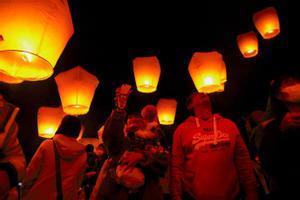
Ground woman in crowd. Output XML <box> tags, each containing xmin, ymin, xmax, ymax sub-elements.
<box><xmin>22</xmin><ymin>115</ymin><xmax>87</xmax><ymax>200</ymax></box>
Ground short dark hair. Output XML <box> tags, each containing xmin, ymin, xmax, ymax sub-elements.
<box><xmin>56</xmin><ymin>115</ymin><xmax>82</xmax><ymax>138</ymax></box>
<box><xmin>186</xmin><ymin>92</ymin><xmax>211</xmax><ymax>111</ymax></box>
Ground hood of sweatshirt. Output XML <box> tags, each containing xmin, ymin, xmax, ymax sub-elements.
<box><xmin>53</xmin><ymin>134</ymin><xmax>86</xmax><ymax>160</ymax></box>
<box><xmin>184</xmin><ymin>114</ymin><xmax>223</xmax><ymax>127</ymax></box>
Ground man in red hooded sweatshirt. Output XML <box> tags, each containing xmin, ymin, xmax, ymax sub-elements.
<box><xmin>170</xmin><ymin>93</ymin><xmax>258</xmax><ymax>200</ymax></box>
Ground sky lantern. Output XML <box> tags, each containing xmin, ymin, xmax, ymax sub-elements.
<box><xmin>37</xmin><ymin>106</ymin><xmax>65</xmax><ymax>139</ymax></box>
<box><xmin>0</xmin><ymin>0</ymin><xmax>74</xmax><ymax>81</ymax></box>
<box><xmin>253</xmin><ymin>7</ymin><xmax>280</xmax><ymax>39</ymax></box>
<box><xmin>55</xmin><ymin>66</ymin><xmax>99</xmax><ymax>116</ymax></box>
<box><xmin>188</xmin><ymin>51</ymin><xmax>227</xmax><ymax>94</ymax></box>
<box><xmin>0</xmin><ymin>72</ymin><xmax>23</xmax><ymax>84</ymax></box>
<box><xmin>133</xmin><ymin>56</ymin><xmax>161</xmax><ymax>93</ymax></box>
<box><xmin>156</xmin><ymin>98</ymin><xmax>177</xmax><ymax>125</ymax></box>
<box><xmin>237</xmin><ymin>31</ymin><xmax>259</xmax><ymax>58</ymax></box>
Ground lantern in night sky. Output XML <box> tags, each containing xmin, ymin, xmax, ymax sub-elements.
<box><xmin>253</xmin><ymin>7</ymin><xmax>280</xmax><ymax>39</ymax></box>
<box><xmin>237</xmin><ymin>31</ymin><xmax>259</xmax><ymax>58</ymax></box>
<box><xmin>157</xmin><ymin>98</ymin><xmax>177</xmax><ymax>125</ymax></box>
<box><xmin>0</xmin><ymin>72</ymin><xmax>23</xmax><ymax>84</ymax></box>
<box><xmin>37</xmin><ymin>106</ymin><xmax>65</xmax><ymax>138</ymax></box>
<box><xmin>133</xmin><ymin>56</ymin><xmax>161</xmax><ymax>93</ymax></box>
<box><xmin>188</xmin><ymin>51</ymin><xmax>227</xmax><ymax>94</ymax></box>
<box><xmin>0</xmin><ymin>0</ymin><xmax>74</xmax><ymax>81</ymax></box>
<box><xmin>55</xmin><ymin>66</ymin><xmax>99</xmax><ymax>115</ymax></box>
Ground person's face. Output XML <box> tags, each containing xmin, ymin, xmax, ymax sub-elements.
<box><xmin>278</xmin><ymin>79</ymin><xmax>300</xmax><ymax>112</ymax></box>
<box><xmin>191</xmin><ymin>94</ymin><xmax>212</xmax><ymax>120</ymax></box>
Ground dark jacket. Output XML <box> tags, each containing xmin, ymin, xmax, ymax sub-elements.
<box><xmin>257</xmin><ymin>119</ymin><xmax>300</xmax><ymax>199</ymax></box>
<box><xmin>92</xmin><ymin>110</ymin><xmax>169</xmax><ymax>200</ymax></box>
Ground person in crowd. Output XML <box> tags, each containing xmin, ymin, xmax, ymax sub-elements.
<box><xmin>22</xmin><ymin>115</ymin><xmax>87</xmax><ymax>200</ymax></box>
<box><xmin>91</xmin><ymin>84</ymin><xmax>169</xmax><ymax>200</ymax></box>
<box><xmin>170</xmin><ymin>92</ymin><xmax>258</xmax><ymax>200</ymax></box>
<box><xmin>241</xmin><ymin>111</ymin><xmax>270</xmax><ymax>199</ymax></box>
<box><xmin>244</xmin><ymin>110</ymin><xmax>266</xmax><ymax>159</ymax></box>
<box><xmin>0</xmin><ymin>94</ymin><xmax>26</xmax><ymax>199</ymax></box>
<box><xmin>82</xmin><ymin>144</ymin><xmax>100</xmax><ymax>199</ymax></box>
<box><xmin>253</xmin><ymin>76</ymin><xmax>300</xmax><ymax>199</ymax></box>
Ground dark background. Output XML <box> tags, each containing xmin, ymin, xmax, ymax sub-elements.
<box><xmin>0</xmin><ymin>0</ymin><xmax>290</xmax><ymax>161</ymax></box>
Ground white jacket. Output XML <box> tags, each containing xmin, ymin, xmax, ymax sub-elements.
<box><xmin>22</xmin><ymin>134</ymin><xmax>87</xmax><ymax>200</ymax></box>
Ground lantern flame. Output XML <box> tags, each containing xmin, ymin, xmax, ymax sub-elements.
<box><xmin>143</xmin><ymin>80</ymin><xmax>150</xmax><ymax>88</ymax></box>
<box><xmin>21</xmin><ymin>52</ymin><xmax>33</xmax><ymax>62</ymax></box>
<box><xmin>204</xmin><ymin>77</ymin><xmax>214</xmax><ymax>86</ymax></box>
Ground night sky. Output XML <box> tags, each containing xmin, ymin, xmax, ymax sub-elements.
<box><xmin>0</xmin><ymin>0</ymin><xmax>290</xmax><ymax>161</ymax></box>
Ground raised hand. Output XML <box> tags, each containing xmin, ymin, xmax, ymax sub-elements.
<box><xmin>115</xmin><ymin>84</ymin><xmax>132</xmax><ymax>110</ymax></box>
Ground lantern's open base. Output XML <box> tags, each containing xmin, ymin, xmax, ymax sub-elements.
<box><xmin>0</xmin><ymin>72</ymin><xmax>23</xmax><ymax>84</ymax></box>
<box><xmin>39</xmin><ymin>133</ymin><xmax>55</xmax><ymax>139</ymax></box>
<box><xmin>263</xmin><ymin>29</ymin><xmax>280</xmax><ymax>39</ymax></box>
<box><xmin>137</xmin><ymin>85</ymin><xmax>157</xmax><ymax>93</ymax></box>
<box><xmin>244</xmin><ymin>49</ymin><xmax>258</xmax><ymax>58</ymax></box>
<box><xmin>198</xmin><ymin>84</ymin><xmax>225</xmax><ymax>94</ymax></box>
<box><xmin>64</xmin><ymin>105</ymin><xmax>89</xmax><ymax>115</ymax></box>
<box><xmin>0</xmin><ymin>50</ymin><xmax>53</xmax><ymax>81</ymax></box>
<box><xmin>160</xmin><ymin>120</ymin><xmax>174</xmax><ymax>125</ymax></box>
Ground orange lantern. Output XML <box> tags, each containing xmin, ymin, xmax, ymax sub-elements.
<box><xmin>0</xmin><ymin>72</ymin><xmax>23</xmax><ymax>84</ymax></box>
<box><xmin>133</xmin><ymin>56</ymin><xmax>161</xmax><ymax>93</ymax></box>
<box><xmin>157</xmin><ymin>98</ymin><xmax>177</xmax><ymax>125</ymax></box>
<box><xmin>37</xmin><ymin>106</ymin><xmax>65</xmax><ymax>139</ymax></box>
<box><xmin>188</xmin><ymin>51</ymin><xmax>227</xmax><ymax>94</ymax></box>
<box><xmin>55</xmin><ymin>66</ymin><xmax>99</xmax><ymax>115</ymax></box>
<box><xmin>237</xmin><ymin>31</ymin><xmax>259</xmax><ymax>58</ymax></box>
<box><xmin>0</xmin><ymin>0</ymin><xmax>74</xmax><ymax>81</ymax></box>
<box><xmin>253</xmin><ymin>7</ymin><xmax>280</xmax><ymax>39</ymax></box>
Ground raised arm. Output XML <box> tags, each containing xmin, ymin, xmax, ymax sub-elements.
<box><xmin>102</xmin><ymin>84</ymin><xmax>132</xmax><ymax>157</ymax></box>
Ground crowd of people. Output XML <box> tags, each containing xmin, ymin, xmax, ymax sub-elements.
<box><xmin>1</xmin><ymin>75</ymin><xmax>300</xmax><ymax>200</ymax></box>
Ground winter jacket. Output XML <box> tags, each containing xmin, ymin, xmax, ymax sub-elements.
<box><xmin>257</xmin><ymin>118</ymin><xmax>300</xmax><ymax>199</ymax></box>
<box><xmin>0</xmin><ymin>100</ymin><xmax>26</xmax><ymax>197</ymax></box>
<box><xmin>170</xmin><ymin>114</ymin><xmax>258</xmax><ymax>200</ymax></box>
<box><xmin>0</xmin><ymin>123</ymin><xmax>26</xmax><ymax>187</ymax></box>
<box><xmin>22</xmin><ymin>134</ymin><xmax>87</xmax><ymax>200</ymax></box>
<box><xmin>91</xmin><ymin>110</ymin><xmax>169</xmax><ymax>200</ymax></box>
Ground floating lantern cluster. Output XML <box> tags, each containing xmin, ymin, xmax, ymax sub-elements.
<box><xmin>0</xmin><ymin>3</ymin><xmax>282</xmax><ymax>133</ymax></box>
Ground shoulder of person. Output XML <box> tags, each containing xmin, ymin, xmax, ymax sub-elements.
<box><xmin>38</xmin><ymin>139</ymin><xmax>54</xmax><ymax>150</ymax></box>
<box><xmin>217</xmin><ymin>115</ymin><xmax>237</xmax><ymax>127</ymax></box>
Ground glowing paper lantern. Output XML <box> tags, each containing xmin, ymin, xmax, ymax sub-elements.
<box><xmin>237</xmin><ymin>32</ymin><xmax>259</xmax><ymax>58</ymax></box>
<box><xmin>0</xmin><ymin>72</ymin><xmax>23</xmax><ymax>84</ymax></box>
<box><xmin>37</xmin><ymin>107</ymin><xmax>65</xmax><ymax>139</ymax></box>
<box><xmin>133</xmin><ymin>56</ymin><xmax>161</xmax><ymax>93</ymax></box>
<box><xmin>55</xmin><ymin>66</ymin><xmax>99</xmax><ymax>115</ymax></box>
<box><xmin>253</xmin><ymin>7</ymin><xmax>280</xmax><ymax>39</ymax></box>
<box><xmin>0</xmin><ymin>0</ymin><xmax>74</xmax><ymax>81</ymax></box>
<box><xmin>188</xmin><ymin>51</ymin><xmax>227</xmax><ymax>94</ymax></box>
<box><xmin>157</xmin><ymin>98</ymin><xmax>177</xmax><ymax>125</ymax></box>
